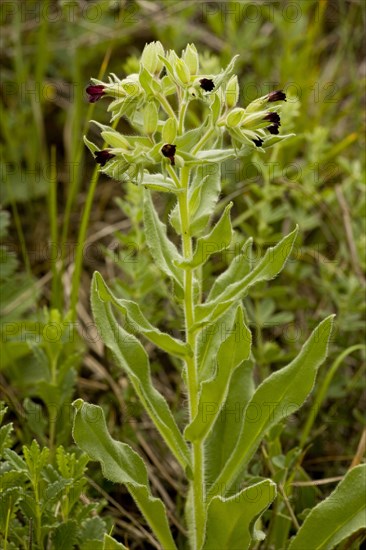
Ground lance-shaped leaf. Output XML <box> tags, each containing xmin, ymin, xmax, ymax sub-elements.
<box><xmin>205</xmin><ymin>359</ymin><xmax>255</xmax><ymax>488</ymax></box>
<box><xmin>208</xmin><ymin>237</ymin><xmax>253</xmax><ymax>301</ymax></box>
<box><xmin>91</xmin><ymin>276</ymin><xmax>191</xmax><ymax>471</ymax></box>
<box><xmin>196</xmin><ymin>306</ymin><xmax>237</xmax><ymax>384</ymax></box>
<box><xmin>177</xmin><ymin>203</ymin><xmax>233</xmax><ymax>269</ymax></box>
<box><xmin>212</xmin><ymin>54</ymin><xmax>240</xmax><ymax>91</ymax></box>
<box><xmin>289</xmin><ymin>464</ymin><xmax>366</xmax><ymax>550</ymax></box>
<box><xmin>72</xmin><ymin>400</ymin><xmax>177</xmax><ymax>550</ymax></box>
<box><xmin>185</xmin><ymin>306</ymin><xmax>251</xmax><ymax>442</ymax></box>
<box><xmin>208</xmin><ymin>315</ymin><xmax>335</xmax><ymax>499</ymax></box>
<box><xmin>143</xmin><ymin>190</ymin><xmax>183</xmax><ymax>286</ymax></box>
<box><xmin>186</xmin><ymin>149</ymin><xmax>237</xmax><ymax>164</ymax></box>
<box><xmin>202</xmin><ymin>479</ymin><xmax>277</xmax><ymax>550</ymax></box>
<box><xmin>93</xmin><ymin>272</ymin><xmax>191</xmax><ymax>359</ymax></box>
<box><xmin>194</xmin><ymin>227</ymin><xmax>298</xmax><ymax>328</ymax></box>
<box><xmin>84</xmin><ymin>136</ymin><xmax>98</xmax><ymax>155</ymax></box>
<box><xmin>142</xmin><ymin>172</ymin><xmax>182</xmax><ymax>194</ymax></box>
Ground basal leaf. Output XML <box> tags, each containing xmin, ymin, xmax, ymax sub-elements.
<box><xmin>91</xmin><ymin>275</ymin><xmax>191</xmax><ymax>472</ymax></box>
<box><xmin>185</xmin><ymin>306</ymin><xmax>251</xmax><ymax>442</ymax></box>
<box><xmin>94</xmin><ymin>272</ymin><xmax>190</xmax><ymax>359</ymax></box>
<box><xmin>202</xmin><ymin>479</ymin><xmax>277</xmax><ymax>550</ymax></box>
<box><xmin>209</xmin><ymin>315</ymin><xmax>335</xmax><ymax>498</ymax></box>
<box><xmin>289</xmin><ymin>464</ymin><xmax>366</xmax><ymax>550</ymax></box>
<box><xmin>72</xmin><ymin>400</ymin><xmax>177</xmax><ymax>550</ymax></box>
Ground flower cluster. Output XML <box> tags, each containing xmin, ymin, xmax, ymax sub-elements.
<box><xmin>84</xmin><ymin>42</ymin><xmax>291</xmax><ymax>185</ymax></box>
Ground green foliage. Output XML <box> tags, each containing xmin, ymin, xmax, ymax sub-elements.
<box><xmin>203</xmin><ymin>479</ymin><xmax>277</xmax><ymax>550</ymax></box>
<box><xmin>2</xmin><ymin>2</ymin><xmax>364</xmax><ymax>548</ymax></box>
<box><xmin>72</xmin><ymin>400</ymin><xmax>177</xmax><ymax>550</ymax></box>
<box><xmin>0</xmin><ymin>404</ymin><xmax>119</xmax><ymax>550</ymax></box>
<box><xmin>69</xmin><ymin>41</ymin><xmax>354</xmax><ymax>550</ymax></box>
<box><xmin>209</xmin><ymin>315</ymin><xmax>335</xmax><ymax>499</ymax></box>
<box><xmin>1</xmin><ymin>308</ymin><xmax>83</xmax><ymax>448</ymax></box>
<box><xmin>289</xmin><ymin>465</ymin><xmax>366</xmax><ymax>550</ymax></box>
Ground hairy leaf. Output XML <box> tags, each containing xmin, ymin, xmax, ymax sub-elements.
<box><xmin>289</xmin><ymin>464</ymin><xmax>366</xmax><ymax>550</ymax></box>
<box><xmin>143</xmin><ymin>190</ymin><xmax>183</xmax><ymax>286</ymax></box>
<box><xmin>202</xmin><ymin>479</ymin><xmax>277</xmax><ymax>550</ymax></box>
<box><xmin>208</xmin><ymin>237</ymin><xmax>253</xmax><ymax>301</ymax></box>
<box><xmin>209</xmin><ymin>315</ymin><xmax>335</xmax><ymax>498</ymax></box>
<box><xmin>205</xmin><ymin>359</ymin><xmax>255</xmax><ymax>488</ymax></box>
<box><xmin>72</xmin><ymin>400</ymin><xmax>177</xmax><ymax>550</ymax></box>
<box><xmin>178</xmin><ymin>203</ymin><xmax>233</xmax><ymax>269</ymax></box>
<box><xmin>91</xmin><ymin>275</ymin><xmax>190</xmax><ymax>471</ymax></box>
<box><xmin>185</xmin><ymin>306</ymin><xmax>251</xmax><ymax>442</ymax></box>
<box><xmin>196</xmin><ymin>306</ymin><xmax>237</xmax><ymax>384</ymax></box>
<box><xmin>93</xmin><ymin>272</ymin><xmax>190</xmax><ymax>358</ymax></box>
<box><xmin>194</xmin><ymin>227</ymin><xmax>298</xmax><ymax>329</ymax></box>
<box><xmin>170</xmin><ymin>164</ymin><xmax>221</xmax><ymax>236</ymax></box>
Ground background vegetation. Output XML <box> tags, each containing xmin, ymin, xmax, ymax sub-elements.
<box><xmin>1</xmin><ymin>1</ymin><xmax>365</xmax><ymax>548</ymax></box>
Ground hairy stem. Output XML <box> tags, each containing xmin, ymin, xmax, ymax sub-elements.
<box><xmin>178</xmin><ymin>166</ymin><xmax>205</xmax><ymax>549</ymax></box>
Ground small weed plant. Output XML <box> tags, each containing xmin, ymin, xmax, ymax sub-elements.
<box><xmin>71</xmin><ymin>43</ymin><xmax>365</xmax><ymax>550</ymax></box>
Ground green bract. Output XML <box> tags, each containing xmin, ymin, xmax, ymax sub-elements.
<box><xmin>72</xmin><ymin>42</ymin><xmax>345</xmax><ymax>550</ymax></box>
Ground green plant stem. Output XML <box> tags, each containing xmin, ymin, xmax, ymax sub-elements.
<box><xmin>69</xmin><ymin>117</ymin><xmax>119</xmax><ymax>321</ymax></box>
<box><xmin>48</xmin><ymin>146</ymin><xmax>61</xmax><ymax>310</ymax></box>
<box><xmin>33</xmin><ymin>478</ymin><xmax>42</xmax><ymax>548</ymax></box>
<box><xmin>3</xmin><ymin>498</ymin><xmax>11</xmax><ymax>550</ymax></box>
<box><xmin>61</xmin><ymin>47</ymin><xmax>112</xmax><ymax>280</ymax></box>
<box><xmin>178</xmin><ymin>166</ymin><xmax>205</xmax><ymax>549</ymax></box>
<box><xmin>178</xmin><ymin>95</ymin><xmax>189</xmax><ymax>135</ymax></box>
<box><xmin>157</xmin><ymin>93</ymin><xmax>177</xmax><ymax>121</ymax></box>
<box><xmin>191</xmin><ymin>127</ymin><xmax>215</xmax><ymax>155</ymax></box>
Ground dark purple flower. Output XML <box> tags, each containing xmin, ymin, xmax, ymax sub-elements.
<box><xmin>267</xmin><ymin>90</ymin><xmax>286</xmax><ymax>102</ymax></box>
<box><xmin>95</xmin><ymin>150</ymin><xmax>115</xmax><ymax>166</ymax></box>
<box><xmin>86</xmin><ymin>84</ymin><xmax>105</xmax><ymax>103</ymax></box>
<box><xmin>267</xmin><ymin>125</ymin><xmax>279</xmax><ymax>135</ymax></box>
<box><xmin>252</xmin><ymin>138</ymin><xmax>264</xmax><ymax>147</ymax></box>
<box><xmin>161</xmin><ymin>144</ymin><xmax>176</xmax><ymax>166</ymax></box>
<box><xmin>199</xmin><ymin>78</ymin><xmax>215</xmax><ymax>92</ymax></box>
<box><xmin>264</xmin><ymin>112</ymin><xmax>281</xmax><ymax>125</ymax></box>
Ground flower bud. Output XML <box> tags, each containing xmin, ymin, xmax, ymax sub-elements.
<box><xmin>175</xmin><ymin>58</ymin><xmax>191</xmax><ymax>85</ymax></box>
<box><xmin>95</xmin><ymin>150</ymin><xmax>115</xmax><ymax>166</ymax></box>
<box><xmin>162</xmin><ymin>117</ymin><xmax>177</xmax><ymax>143</ymax></box>
<box><xmin>246</xmin><ymin>90</ymin><xmax>287</xmax><ymax>112</ymax></box>
<box><xmin>143</xmin><ymin>101</ymin><xmax>159</xmax><ymax>135</ymax></box>
<box><xmin>226</xmin><ymin>108</ymin><xmax>245</xmax><ymax>127</ymax></box>
<box><xmin>199</xmin><ymin>78</ymin><xmax>215</xmax><ymax>92</ymax></box>
<box><xmin>101</xmin><ymin>130</ymin><xmax>130</xmax><ymax>149</ymax></box>
<box><xmin>183</xmin><ymin>44</ymin><xmax>199</xmax><ymax>75</ymax></box>
<box><xmin>225</xmin><ymin>75</ymin><xmax>239</xmax><ymax>108</ymax></box>
<box><xmin>86</xmin><ymin>84</ymin><xmax>105</xmax><ymax>102</ymax></box>
<box><xmin>141</xmin><ymin>41</ymin><xmax>165</xmax><ymax>74</ymax></box>
<box><xmin>161</xmin><ymin>144</ymin><xmax>176</xmax><ymax>165</ymax></box>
